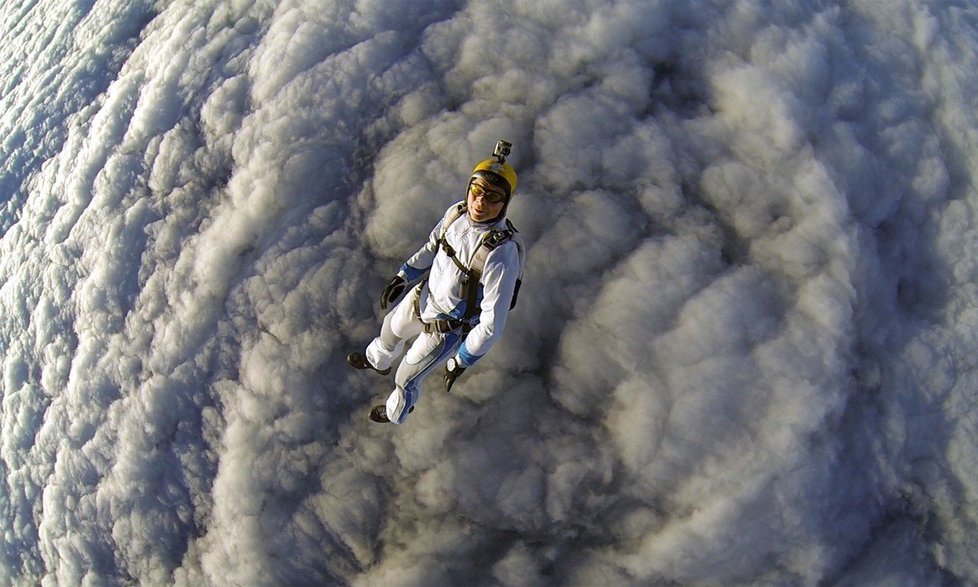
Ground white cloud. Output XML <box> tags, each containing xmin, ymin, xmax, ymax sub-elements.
<box><xmin>1</xmin><ymin>0</ymin><xmax>978</xmax><ymax>585</ymax></box>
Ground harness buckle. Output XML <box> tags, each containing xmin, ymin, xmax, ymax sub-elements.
<box><xmin>423</xmin><ymin>318</ymin><xmax>465</xmax><ymax>334</ymax></box>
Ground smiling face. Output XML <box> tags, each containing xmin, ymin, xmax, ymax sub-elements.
<box><xmin>466</xmin><ymin>178</ymin><xmax>508</xmax><ymax>223</ymax></box>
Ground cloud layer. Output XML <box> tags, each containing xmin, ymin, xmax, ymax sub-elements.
<box><xmin>2</xmin><ymin>0</ymin><xmax>978</xmax><ymax>585</ymax></box>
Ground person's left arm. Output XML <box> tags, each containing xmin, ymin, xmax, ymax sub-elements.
<box><xmin>455</xmin><ymin>242</ymin><xmax>521</xmax><ymax>366</ymax></box>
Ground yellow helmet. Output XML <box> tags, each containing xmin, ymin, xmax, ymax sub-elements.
<box><xmin>470</xmin><ymin>140</ymin><xmax>517</xmax><ymax>197</ymax></box>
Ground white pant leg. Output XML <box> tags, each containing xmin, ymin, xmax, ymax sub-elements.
<box><xmin>384</xmin><ymin>329</ymin><xmax>463</xmax><ymax>424</ymax></box>
<box><xmin>365</xmin><ymin>285</ymin><xmax>423</xmax><ymax>371</ymax></box>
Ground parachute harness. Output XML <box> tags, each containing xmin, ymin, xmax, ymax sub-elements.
<box><xmin>413</xmin><ymin>139</ymin><xmax>522</xmax><ymax>335</ymax></box>
<box><xmin>412</xmin><ymin>203</ymin><xmax>520</xmax><ymax>334</ymax></box>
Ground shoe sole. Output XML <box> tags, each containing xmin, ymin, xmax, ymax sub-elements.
<box><xmin>347</xmin><ymin>353</ymin><xmax>391</xmax><ymax>376</ymax></box>
<box><xmin>369</xmin><ymin>406</ymin><xmax>389</xmax><ymax>423</ymax></box>
<box><xmin>369</xmin><ymin>405</ymin><xmax>414</xmax><ymax>424</ymax></box>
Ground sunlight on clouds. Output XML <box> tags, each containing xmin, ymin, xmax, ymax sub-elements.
<box><xmin>0</xmin><ymin>0</ymin><xmax>977</xmax><ymax>585</ymax></box>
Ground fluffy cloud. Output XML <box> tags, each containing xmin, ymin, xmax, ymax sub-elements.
<box><xmin>1</xmin><ymin>0</ymin><xmax>977</xmax><ymax>585</ymax></box>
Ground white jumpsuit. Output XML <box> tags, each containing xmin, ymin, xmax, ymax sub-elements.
<box><xmin>365</xmin><ymin>201</ymin><xmax>524</xmax><ymax>424</ymax></box>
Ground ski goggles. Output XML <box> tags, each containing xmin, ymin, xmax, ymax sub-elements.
<box><xmin>468</xmin><ymin>180</ymin><xmax>508</xmax><ymax>204</ymax></box>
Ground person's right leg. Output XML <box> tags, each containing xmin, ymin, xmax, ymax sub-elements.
<box><xmin>365</xmin><ymin>285</ymin><xmax>423</xmax><ymax>371</ymax></box>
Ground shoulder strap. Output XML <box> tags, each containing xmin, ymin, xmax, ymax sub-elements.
<box><xmin>437</xmin><ymin>208</ymin><xmax>524</xmax><ymax>320</ymax></box>
<box><xmin>438</xmin><ymin>202</ymin><xmax>467</xmax><ymax>242</ymax></box>
<box><xmin>467</xmin><ymin>222</ymin><xmax>517</xmax><ymax>279</ymax></box>
<box><xmin>437</xmin><ymin>202</ymin><xmax>471</xmax><ymax>275</ymax></box>
<box><xmin>462</xmin><ymin>221</ymin><xmax>523</xmax><ymax>319</ymax></box>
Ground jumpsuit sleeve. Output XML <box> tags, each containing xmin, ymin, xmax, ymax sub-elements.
<box><xmin>455</xmin><ymin>241</ymin><xmax>521</xmax><ymax>366</ymax></box>
<box><xmin>398</xmin><ymin>203</ymin><xmax>458</xmax><ymax>282</ymax></box>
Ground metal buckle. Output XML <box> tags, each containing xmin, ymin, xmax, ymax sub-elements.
<box><xmin>424</xmin><ymin>319</ymin><xmax>461</xmax><ymax>334</ymax></box>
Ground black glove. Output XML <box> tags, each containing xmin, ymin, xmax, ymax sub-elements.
<box><xmin>444</xmin><ymin>357</ymin><xmax>466</xmax><ymax>392</ymax></box>
<box><xmin>380</xmin><ymin>275</ymin><xmax>407</xmax><ymax>310</ymax></box>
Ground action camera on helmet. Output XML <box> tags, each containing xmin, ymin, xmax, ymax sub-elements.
<box><xmin>492</xmin><ymin>139</ymin><xmax>512</xmax><ymax>164</ymax></box>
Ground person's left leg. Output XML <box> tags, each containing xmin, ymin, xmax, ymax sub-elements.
<box><xmin>383</xmin><ymin>329</ymin><xmax>462</xmax><ymax>424</ymax></box>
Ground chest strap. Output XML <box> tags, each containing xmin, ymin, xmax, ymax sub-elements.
<box><xmin>431</xmin><ymin>203</ymin><xmax>519</xmax><ymax>324</ymax></box>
